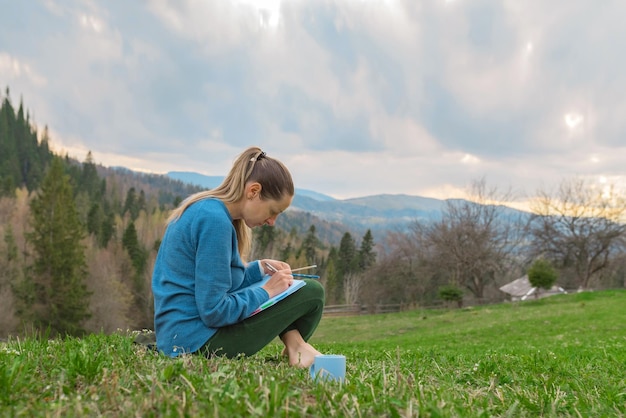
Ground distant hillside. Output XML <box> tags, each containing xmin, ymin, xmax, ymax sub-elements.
<box><xmin>167</xmin><ymin>172</ymin><xmax>336</xmax><ymax>202</ymax></box>
<box><xmin>166</xmin><ymin>171</ymin><xmax>449</xmax><ymax>241</ymax></box>
<box><xmin>289</xmin><ymin>194</ymin><xmax>444</xmax><ymax>236</ymax></box>
<box><xmin>166</xmin><ymin>171</ymin><xmax>356</xmax><ymax>243</ymax></box>
<box><xmin>166</xmin><ymin>171</ymin><xmax>532</xmax><ymax>245</ymax></box>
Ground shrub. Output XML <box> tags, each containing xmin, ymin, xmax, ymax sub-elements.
<box><xmin>439</xmin><ymin>284</ymin><xmax>464</xmax><ymax>308</ymax></box>
<box><xmin>528</xmin><ymin>259</ymin><xmax>558</xmax><ymax>290</ymax></box>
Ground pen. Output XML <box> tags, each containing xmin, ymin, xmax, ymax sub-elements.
<box><xmin>264</xmin><ymin>262</ymin><xmax>278</xmax><ymax>273</ymax></box>
<box><xmin>265</xmin><ymin>262</ymin><xmax>319</xmax><ymax>279</ymax></box>
<box><xmin>292</xmin><ymin>273</ymin><xmax>320</xmax><ymax>279</ymax></box>
<box><xmin>291</xmin><ymin>265</ymin><xmax>317</xmax><ymax>272</ymax></box>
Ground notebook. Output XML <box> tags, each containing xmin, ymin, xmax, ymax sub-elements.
<box><xmin>248</xmin><ymin>277</ymin><xmax>307</xmax><ymax>317</ymax></box>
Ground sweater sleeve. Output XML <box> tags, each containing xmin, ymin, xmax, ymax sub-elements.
<box><xmin>192</xmin><ymin>211</ymin><xmax>269</xmax><ymax>326</ymax></box>
<box><xmin>240</xmin><ymin>261</ymin><xmax>266</xmax><ymax>289</ymax></box>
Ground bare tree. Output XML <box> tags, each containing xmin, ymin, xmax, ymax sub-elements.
<box><xmin>529</xmin><ymin>178</ymin><xmax>626</xmax><ymax>289</ymax></box>
<box><xmin>343</xmin><ymin>273</ymin><xmax>361</xmax><ymax>306</ymax></box>
<box><xmin>0</xmin><ymin>190</ymin><xmax>32</xmax><ymax>335</ymax></box>
<box><xmin>83</xmin><ymin>239</ymin><xmax>134</xmax><ymax>333</ymax></box>
<box><xmin>360</xmin><ymin>229</ymin><xmax>436</xmax><ymax>307</ymax></box>
<box><xmin>411</xmin><ymin>179</ymin><xmax>528</xmax><ymax>299</ymax></box>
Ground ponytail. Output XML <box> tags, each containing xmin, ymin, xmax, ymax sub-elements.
<box><xmin>167</xmin><ymin>147</ymin><xmax>294</xmax><ymax>260</ymax></box>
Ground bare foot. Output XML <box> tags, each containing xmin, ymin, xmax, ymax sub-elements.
<box><xmin>280</xmin><ymin>330</ymin><xmax>321</xmax><ymax>368</ymax></box>
<box><xmin>285</xmin><ymin>341</ymin><xmax>321</xmax><ymax>368</ymax></box>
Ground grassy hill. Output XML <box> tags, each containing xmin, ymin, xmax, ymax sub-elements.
<box><xmin>1</xmin><ymin>290</ymin><xmax>624</xmax><ymax>416</ymax></box>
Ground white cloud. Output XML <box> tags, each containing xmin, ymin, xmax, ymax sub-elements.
<box><xmin>461</xmin><ymin>154</ymin><xmax>480</xmax><ymax>165</ymax></box>
<box><xmin>146</xmin><ymin>0</ymin><xmax>267</xmax><ymax>53</ymax></box>
<box><xmin>0</xmin><ymin>54</ymin><xmax>47</xmax><ymax>86</ymax></box>
<box><xmin>564</xmin><ymin>113</ymin><xmax>584</xmax><ymax>129</ymax></box>
<box><xmin>79</xmin><ymin>14</ymin><xmax>105</xmax><ymax>33</ymax></box>
<box><xmin>1</xmin><ymin>0</ymin><xmax>625</xmax><ymax>201</ymax></box>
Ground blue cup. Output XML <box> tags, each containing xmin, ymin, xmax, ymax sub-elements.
<box><xmin>309</xmin><ymin>354</ymin><xmax>346</xmax><ymax>382</ymax></box>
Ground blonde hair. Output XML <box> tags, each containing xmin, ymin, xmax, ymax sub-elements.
<box><xmin>167</xmin><ymin>146</ymin><xmax>294</xmax><ymax>261</ymax></box>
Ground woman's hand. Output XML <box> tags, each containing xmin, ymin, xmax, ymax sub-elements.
<box><xmin>261</xmin><ymin>259</ymin><xmax>293</xmax><ymax>298</ymax></box>
<box><xmin>261</xmin><ymin>259</ymin><xmax>290</xmax><ymax>275</ymax></box>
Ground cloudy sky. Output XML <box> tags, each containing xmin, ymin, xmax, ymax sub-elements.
<box><xmin>1</xmin><ymin>0</ymin><xmax>624</xmax><ymax>201</ymax></box>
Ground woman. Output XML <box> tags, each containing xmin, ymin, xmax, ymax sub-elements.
<box><xmin>152</xmin><ymin>146</ymin><xmax>325</xmax><ymax>367</ymax></box>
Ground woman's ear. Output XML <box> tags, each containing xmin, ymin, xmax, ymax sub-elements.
<box><xmin>246</xmin><ymin>182</ymin><xmax>262</xmax><ymax>200</ymax></box>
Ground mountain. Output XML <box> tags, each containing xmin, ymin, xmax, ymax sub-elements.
<box><xmin>166</xmin><ymin>171</ymin><xmax>450</xmax><ymax>240</ymax></box>
<box><xmin>290</xmin><ymin>194</ymin><xmax>444</xmax><ymax>233</ymax></box>
<box><xmin>165</xmin><ymin>171</ymin><xmax>533</xmax><ymax>245</ymax></box>
<box><xmin>167</xmin><ymin>172</ymin><xmax>336</xmax><ymax>202</ymax></box>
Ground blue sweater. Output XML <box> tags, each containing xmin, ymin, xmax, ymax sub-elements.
<box><xmin>152</xmin><ymin>198</ymin><xmax>270</xmax><ymax>357</ymax></box>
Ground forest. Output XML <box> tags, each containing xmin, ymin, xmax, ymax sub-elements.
<box><xmin>0</xmin><ymin>88</ymin><xmax>376</xmax><ymax>337</ymax></box>
<box><xmin>1</xmin><ymin>87</ymin><xmax>625</xmax><ymax>338</ymax></box>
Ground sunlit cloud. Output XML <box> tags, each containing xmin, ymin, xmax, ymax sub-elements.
<box><xmin>461</xmin><ymin>154</ymin><xmax>480</xmax><ymax>165</ymax></box>
<box><xmin>597</xmin><ymin>176</ymin><xmax>622</xmax><ymax>201</ymax></box>
<box><xmin>79</xmin><ymin>14</ymin><xmax>104</xmax><ymax>33</ymax></box>
<box><xmin>2</xmin><ymin>0</ymin><xmax>626</xmax><ymax>202</ymax></box>
<box><xmin>0</xmin><ymin>53</ymin><xmax>47</xmax><ymax>86</ymax></box>
<box><xmin>236</xmin><ymin>0</ymin><xmax>281</xmax><ymax>28</ymax></box>
<box><xmin>564</xmin><ymin>113</ymin><xmax>584</xmax><ymax>129</ymax></box>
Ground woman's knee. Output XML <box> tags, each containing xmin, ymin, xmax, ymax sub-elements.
<box><xmin>303</xmin><ymin>279</ymin><xmax>325</xmax><ymax>301</ymax></box>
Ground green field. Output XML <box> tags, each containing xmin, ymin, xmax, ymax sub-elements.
<box><xmin>1</xmin><ymin>290</ymin><xmax>625</xmax><ymax>417</ymax></box>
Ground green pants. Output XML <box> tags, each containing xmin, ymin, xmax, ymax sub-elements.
<box><xmin>199</xmin><ymin>279</ymin><xmax>325</xmax><ymax>358</ymax></box>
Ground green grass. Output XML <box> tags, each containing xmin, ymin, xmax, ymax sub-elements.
<box><xmin>1</xmin><ymin>290</ymin><xmax>625</xmax><ymax>417</ymax></box>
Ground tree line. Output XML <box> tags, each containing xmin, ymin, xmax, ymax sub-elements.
<box><xmin>0</xmin><ymin>88</ymin><xmax>378</xmax><ymax>338</ymax></box>
<box><xmin>367</xmin><ymin>179</ymin><xmax>626</xmax><ymax>308</ymax></box>
<box><xmin>1</xmin><ymin>88</ymin><xmax>625</xmax><ymax>338</ymax></box>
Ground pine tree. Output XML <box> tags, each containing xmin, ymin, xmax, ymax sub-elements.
<box><xmin>87</xmin><ymin>203</ymin><xmax>103</xmax><ymax>237</ymax></box>
<box><xmin>100</xmin><ymin>208</ymin><xmax>115</xmax><ymax>248</ymax></box>
<box><xmin>122</xmin><ymin>221</ymin><xmax>147</xmax><ymax>282</ymax></box>
<box><xmin>336</xmin><ymin>232</ymin><xmax>358</xmax><ymax>303</ymax></box>
<box><xmin>324</xmin><ymin>247</ymin><xmax>339</xmax><ymax>304</ymax></box>
<box><xmin>79</xmin><ymin>151</ymin><xmax>104</xmax><ymax>200</ymax></box>
<box><xmin>38</xmin><ymin>126</ymin><xmax>52</xmax><ymax>168</ymax></box>
<box><xmin>121</xmin><ymin>220</ymin><xmax>150</xmax><ymax>326</ymax></box>
<box><xmin>358</xmin><ymin>229</ymin><xmax>376</xmax><ymax>272</ymax></box>
<box><xmin>301</xmin><ymin>225</ymin><xmax>320</xmax><ymax>265</ymax></box>
<box><xmin>80</xmin><ymin>152</ymin><xmax>113</xmax><ymax>248</ymax></box>
<box><xmin>15</xmin><ymin>100</ymin><xmax>45</xmax><ymax>192</ymax></box>
<box><xmin>123</xmin><ymin>187</ymin><xmax>142</xmax><ymax>220</ymax></box>
<box><xmin>0</xmin><ymin>88</ymin><xmax>19</xmax><ymax>196</ymax></box>
<box><xmin>338</xmin><ymin>232</ymin><xmax>357</xmax><ymax>277</ymax></box>
<box><xmin>137</xmin><ymin>190</ymin><xmax>146</xmax><ymax>215</ymax></box>
<box><xmin>25</xmin><ymin>157</ymin><xmax>91</xmax><ymax>336</ymax></box>
<box><xmin>0</xmin><ymin>88</ymin><xmax>53</xmax><ymax>196</ymax></box>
